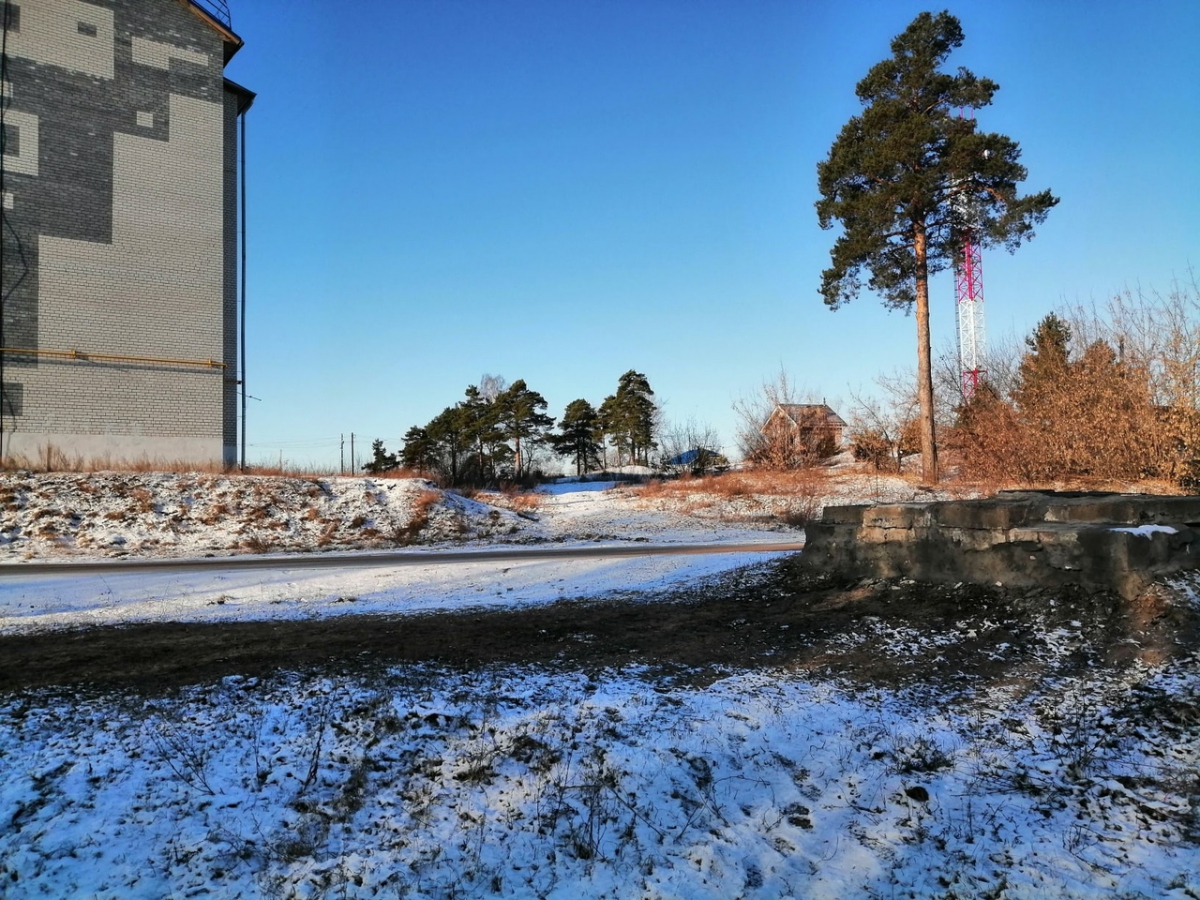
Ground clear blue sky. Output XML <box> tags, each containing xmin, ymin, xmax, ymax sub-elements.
<box><xmin>222</xmin><ymin>0</ymin><xmax>1199</xmax><ymax>469</ymax></box>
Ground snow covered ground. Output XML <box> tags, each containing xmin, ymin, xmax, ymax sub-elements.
<box><xmin>3</xmin><ymin>607</ymin><xmax>1198</xmax><ymax>899</ymax></box>
<box><xmin>0</xmin><ymin>473</ymin><xmax>804</xmax><ymax>564</ymax></box>
<box><xmin>0</xmin><ymin>474</ymin><xmax>796</xmax><ymax>634</ymax></box>
<box><xmin>0</xmin><ymin>546</ymin><xmax>794</xmax><ymax>634</ymax></box>
<box><xmin>2</xmin><ymin>470</ymin><xmax>1198</xmax><ymax>898</ymax></box>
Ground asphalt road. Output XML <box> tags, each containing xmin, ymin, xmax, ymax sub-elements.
<box><xmin>0</xmin><ymin>540</ymin><xmax>805</xmax><ymax>578</ymax></box>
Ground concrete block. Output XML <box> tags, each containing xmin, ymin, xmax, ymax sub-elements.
<box><xmin>802</xmin><ymin>492</ymin><xmax>1200</xmax><ymax>598</ymax></box>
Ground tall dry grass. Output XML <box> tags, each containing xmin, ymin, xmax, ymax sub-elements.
<box><xmin>637</xmin><ymin>468</ymin><xmax>837</xmax><ymax>501</ymax></box>
<box><xmin>0</xmin><ymin>445</ymin><xmax>430</xmax><ymax>480</ymax></box>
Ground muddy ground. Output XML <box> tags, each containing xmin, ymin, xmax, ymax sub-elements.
<box><xmin>3</xmin><ymin>558</ymin><xmax>1194</xmax><ymax>694</ymax></box>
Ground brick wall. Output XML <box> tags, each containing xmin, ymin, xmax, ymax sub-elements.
<box><xmin>0</xmin><ymin>0</ymin><xmax>245</xmax><ymax>465</ymax></box>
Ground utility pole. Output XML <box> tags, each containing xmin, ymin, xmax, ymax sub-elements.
<box><xmin>350</xmin><ymin>432</ymin><xmax>355</xmax><ymax>475</ymax></box>
<box><xmin>340</xmin><ymin>433</ymin><xmax>344</xmax><ymax>475</ymax></box>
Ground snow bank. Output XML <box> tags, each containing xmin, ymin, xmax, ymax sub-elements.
<box><xmin>0</xmin><ymin>473</ymin><xmax>529</xmax><ymax>560</ymax></box>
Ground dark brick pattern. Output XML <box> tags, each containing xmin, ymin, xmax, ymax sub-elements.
<box><xmin>0</xmin><ymin>0</ymin><xmax>245</xmax><ymax>463</ymax></box>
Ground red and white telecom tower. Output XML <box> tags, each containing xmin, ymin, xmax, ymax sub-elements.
<box><xmin>954</xmin><ymin>109</ymin><xmax>987</xmax><ymax>401</ymax></box>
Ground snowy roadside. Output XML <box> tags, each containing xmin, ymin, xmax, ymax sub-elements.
<box><xmin>0</xmin><ymin>546</ymin><xmax>792</xmax><ymax>634</ymax></box>
<box><xmin>0</xmin><ymin>474</ymin><xmax>799</xmax><ymax>634</ymax></box>
<box><xmin>1</xmin><ymin>471</ymin><xmax>1198</xmax><ymax>898</ymax></box>
<box><xmin>0</xmin><ymin>473</ymin><xmax>797</xmax><ymax>562</ymax></box>
<box><xmin>2</xmin><ymin>605</ymin><xmax>1197</xmax><ymax>899</ymax></box>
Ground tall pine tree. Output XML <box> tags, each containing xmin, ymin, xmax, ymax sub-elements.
<box><xmin>817</xmin><ymin>11</ymin><xmax>1057</xmax><ymax>482</ymax></box>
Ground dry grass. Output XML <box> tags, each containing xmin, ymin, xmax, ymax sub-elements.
<box><xmin>199</xmin><ymin>503</ymin><xmax>230</xmax><ymax>526</ymax></box>
<box><xmin>317</xmin><ymin>522</ymin><xmax>338</xmax><ymax>547</ymax></box>
<box><xmin>364</xmin><ymin>467</ymin><xmax>427</xmax><ymax>480</ymax></box>
<box><xmin>635</xmin><ymin>468</ymin><xmax>836</xmax><ymax>501</ymax></box>
<box><xmin>0</xmin><ymin>450</ymin><xmax>441</xmax><ymax>488</ymax></box>
<box><xmin>129</xmin><ymin>487</ymin><xmax>156</xmax><ymax>514</ymax></box>
<box><xmin>247</xmin><ymin>505</ymin><xmax>273</xmax><ymax>522</ymax></box>
<box><xmin>391</xmin><ymin>489</ymin><xmax>441</xmax><ymax>546</ymax></box>
<box><xmin>241</xmin><ymin>535</ymin><xmax>271</xmax><ymax>553</ymax></box>
<box><xmin>492</xmin><ymin>487</ymin><xmax>544</xmax><ymax>513</ymax></box>
<box><xmin>0</xmin><ymin>446</ymin><xmax>343</xmax><ymax>476</ymax></box>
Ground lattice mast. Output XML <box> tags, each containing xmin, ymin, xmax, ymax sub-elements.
<box><xmin>953</xmin><ymin>109</ymin><xmax>987</xmax><ymax>401</ymax></box>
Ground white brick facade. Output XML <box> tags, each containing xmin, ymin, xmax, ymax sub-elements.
<box><xmin>0</xmin><ymin>0</ymin><xmax>250</xmax><ymax>466</ymax></box>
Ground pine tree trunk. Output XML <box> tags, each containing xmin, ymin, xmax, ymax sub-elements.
<box><xmin>914</xmin><ymin>225</ymin><xmax>940</xmax><ymax>483</ymax></box>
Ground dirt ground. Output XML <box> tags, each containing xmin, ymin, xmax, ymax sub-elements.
<box><xmin>3</xmin><ymin>557</ymin><xmax>1193</xmax><ymax>695</ymax></box>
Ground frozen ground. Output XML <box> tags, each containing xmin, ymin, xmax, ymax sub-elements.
<box><xmin>1</xmin><ymin>470</ymin><xmax>1198</xmax><ymax>898</ymax></box>
<box><xmin>0</xmin><ymin>473</ymin><xmax>802</xmax><ymax>564</ymax></box>
<box><xmin>0</xmin><ymin>474</ymin><xmax>796</xmax><ymax>634</ymax></box>
<box><xmin>2</xmin><ymin>586</ymin><xmax>1198</xmax><ymax>899</ymax></box>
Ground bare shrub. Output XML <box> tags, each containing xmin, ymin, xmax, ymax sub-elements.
<box><xmin>658</xmin><ymin>418</ymin><xmax>727</xmax><ymax>476</ymax></box>
<box><xmin>848</xmin><ymin>373</ymin><xmax>921</xmax><ymax>473</ymax></box>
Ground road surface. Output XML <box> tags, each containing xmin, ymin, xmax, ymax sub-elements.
<box><xmin>0</xmin><ymin>540</ymin><xmax>805</xmax><ymax>578</ymax></box>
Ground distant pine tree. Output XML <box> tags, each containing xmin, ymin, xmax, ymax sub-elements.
<box><xmin>600</xmin><ymin>371</ymin><xmax>658</xmax><ymax>466</ymax></box>
<box><xmin>362</xmin><ymin>439</ymin><xmax>398</xmax><ymax>474</ymax></box>
<box><xmin>552</xmin><ymin>399</ymin><xmax>603</xmax><ymax>476</ymax></box>
<box><xmin>495</xmin><ymin>380</ymin><xmax>554</xmax><ymax>479</ymax></box>
<box><xmin>1013</xmin><ymin>313</ymin><xmax>1072</xmax><ymax>414</ymax></box>
<box><xmin>400</xmin><ymin>426</ymin><xmax>437</xmax><ymax>474</ymax></box>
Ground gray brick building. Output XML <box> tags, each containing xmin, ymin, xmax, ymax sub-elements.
<box><xmin>0</xmin><ymin>0</ymin><xmax>251</xmax><ymax>466</ymax></box>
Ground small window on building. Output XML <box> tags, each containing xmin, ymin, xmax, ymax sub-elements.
<box><xmin>3</xmin><ymin>5</ymin><xmax>19</xmax><ymax>33</ymax></box>
<box><xmin>1</xmin><ymin>383</ymin><xmax>22</xmax><ymax>417</ymax></box>
<box><xmin>1</xmin><ymin>123</ymin><xmax>17</xmax><ymax>157</ymax></box>
<box><xmin>78</xmin><ymin>21</ymin><xmax>97</xmax><ymax>37</ymax></box>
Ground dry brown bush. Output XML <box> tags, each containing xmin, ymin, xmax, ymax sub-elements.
<box><xmin>129</xmin><ymin>487</ymin><xmax>156</xmax><ymax>514</ymax></box>
<box><xmin>199</xmin><ymin>503</ymin><xmax>230</xmax><ymax>526</ymax></box>
<box><xmin>241</xmin><ymin>535</ymin><xmax>271</xmax><ymax>554</ymax></box>
<box><xmin>317</xmin><ymin>522</ymin><xmax>338</xmax><ymax>547</ymax></box>
<box><xmin>955</xmin><ymin>340</ymin><xmax>1169</xmax><ymax>484</ymax></box>
<box><xmin>950</xmin><ymin>279</ymin><xmax>1200</xmax><ymax>489</ymax></box>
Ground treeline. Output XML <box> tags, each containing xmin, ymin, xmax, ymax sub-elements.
<box><xmin>847</xmin><ymin>277</ymin><xmax>1200</xmax><ymax>486</ymax></box>
<box><xmin>955</xmin><ymin>307</ymin><xmax>1200</xmax><ymax>484</ymax></box>
<box><xmin>366</xmin><ymin>371</ymin><xmax>658</xmax><ymax>486</ymax></box>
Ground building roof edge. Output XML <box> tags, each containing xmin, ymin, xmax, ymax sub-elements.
<box><xmin>179</xmin><ymin>0</ymin><xmax>245</xmax><ymax>62</ymax></box>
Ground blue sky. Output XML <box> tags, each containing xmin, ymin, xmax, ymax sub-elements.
<box><xmin>222</xmin><ymin>0</ymin><xmax>1199</xmax><ymax>469</ymax></box>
